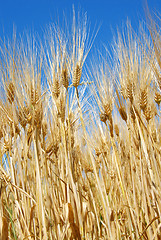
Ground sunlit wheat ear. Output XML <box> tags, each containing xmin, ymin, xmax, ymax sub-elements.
<box><xmin>120</xmin><ymin>84</ymin><xmax>127</xmax><ymax>100</ymax></box>
<box><xmin>118</xmin><ymin>106</ymin><xmax>127</xmax><ymax>122</ymax></box>
<box><xmin>154</xmin><ymin>91</ymin><xmax>161</xmax><ymax>106</ymax></box>
<box><xmin>62</xmin><ymin>65</ymin><xmax>69</xmax><ymax>90</ymax></box>
<box><xmin>52</xmin><ymin>73</ymin><xmax>60</xmax><ymax>98</ymax></box>
<box><xmin>31</xmin><ymin>85</ymin><xmax>39</xmax><ymax>106</ymax></box>
<box><xmin>143</xmin><ymin>106</ymin><xmax>153</xmax><ymax>122</ymax></box>
<box><xmin>103</xmin><ymin>101</ymin><xmax>113</xmax><ymax>119</ymax></box>
<box><xmin>140</xmin><ymin>87</ymin><xmax>148</xmax><ymax>111</ymax></box>
<box><xmin>143</xmin><ymin>103</ymin><xmax>157</xmax><ymax>123</ymax></box>
<box><xmin>130</xmin><ymin>105</ymin><xmax>136</xmax><ymax>122</ymax></box>
<box><xmin>31</xmin><ymin>85</ymin><xmax>35</xmax><ymax>105</ymax></box>
<box><xmin>72</xmin><ymin>63</ymin><xmax>82</xmax><ymax>88</ymax></box>
<box><xmin>6</xmin><ymin>82</ymin><xmax>15</xmax><ymax>104</ymax></box>
<box><xmin>17</xmin><ymin>106</ymin><xmax>27</xmax><ymax>129</ymax></box>
<box><xmin>126</xmin><ymin>81</ymin><xmax>135</xmax><ymax>103</ymax></box>
<box><xmin>0</xmin><ymin>168</ymin><xmax>11</xmax><ymax>188</ymax></box>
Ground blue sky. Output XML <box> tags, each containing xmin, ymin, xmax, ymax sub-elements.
<box><xmin>0</xmin><ymin>0</ymin><xmax>161</xmax><ymax>49</ymax></box>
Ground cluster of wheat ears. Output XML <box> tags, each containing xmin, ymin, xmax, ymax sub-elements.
<box><xmin>0</xmin><ymin>10</ymin><xmax>160</xmax><ymax>240</ymax></box>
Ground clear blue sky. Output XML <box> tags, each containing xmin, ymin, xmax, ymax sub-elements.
<box><xmin>0</xmin><ymin>0</ymin><xmax>161</xmax><ymax>48</ymax></box>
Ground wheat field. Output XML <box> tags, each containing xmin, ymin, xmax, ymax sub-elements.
<box><xmin>0</xmin><ymin>10</ymin><xmax>161</xmax><ymax>240</ymax></box>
